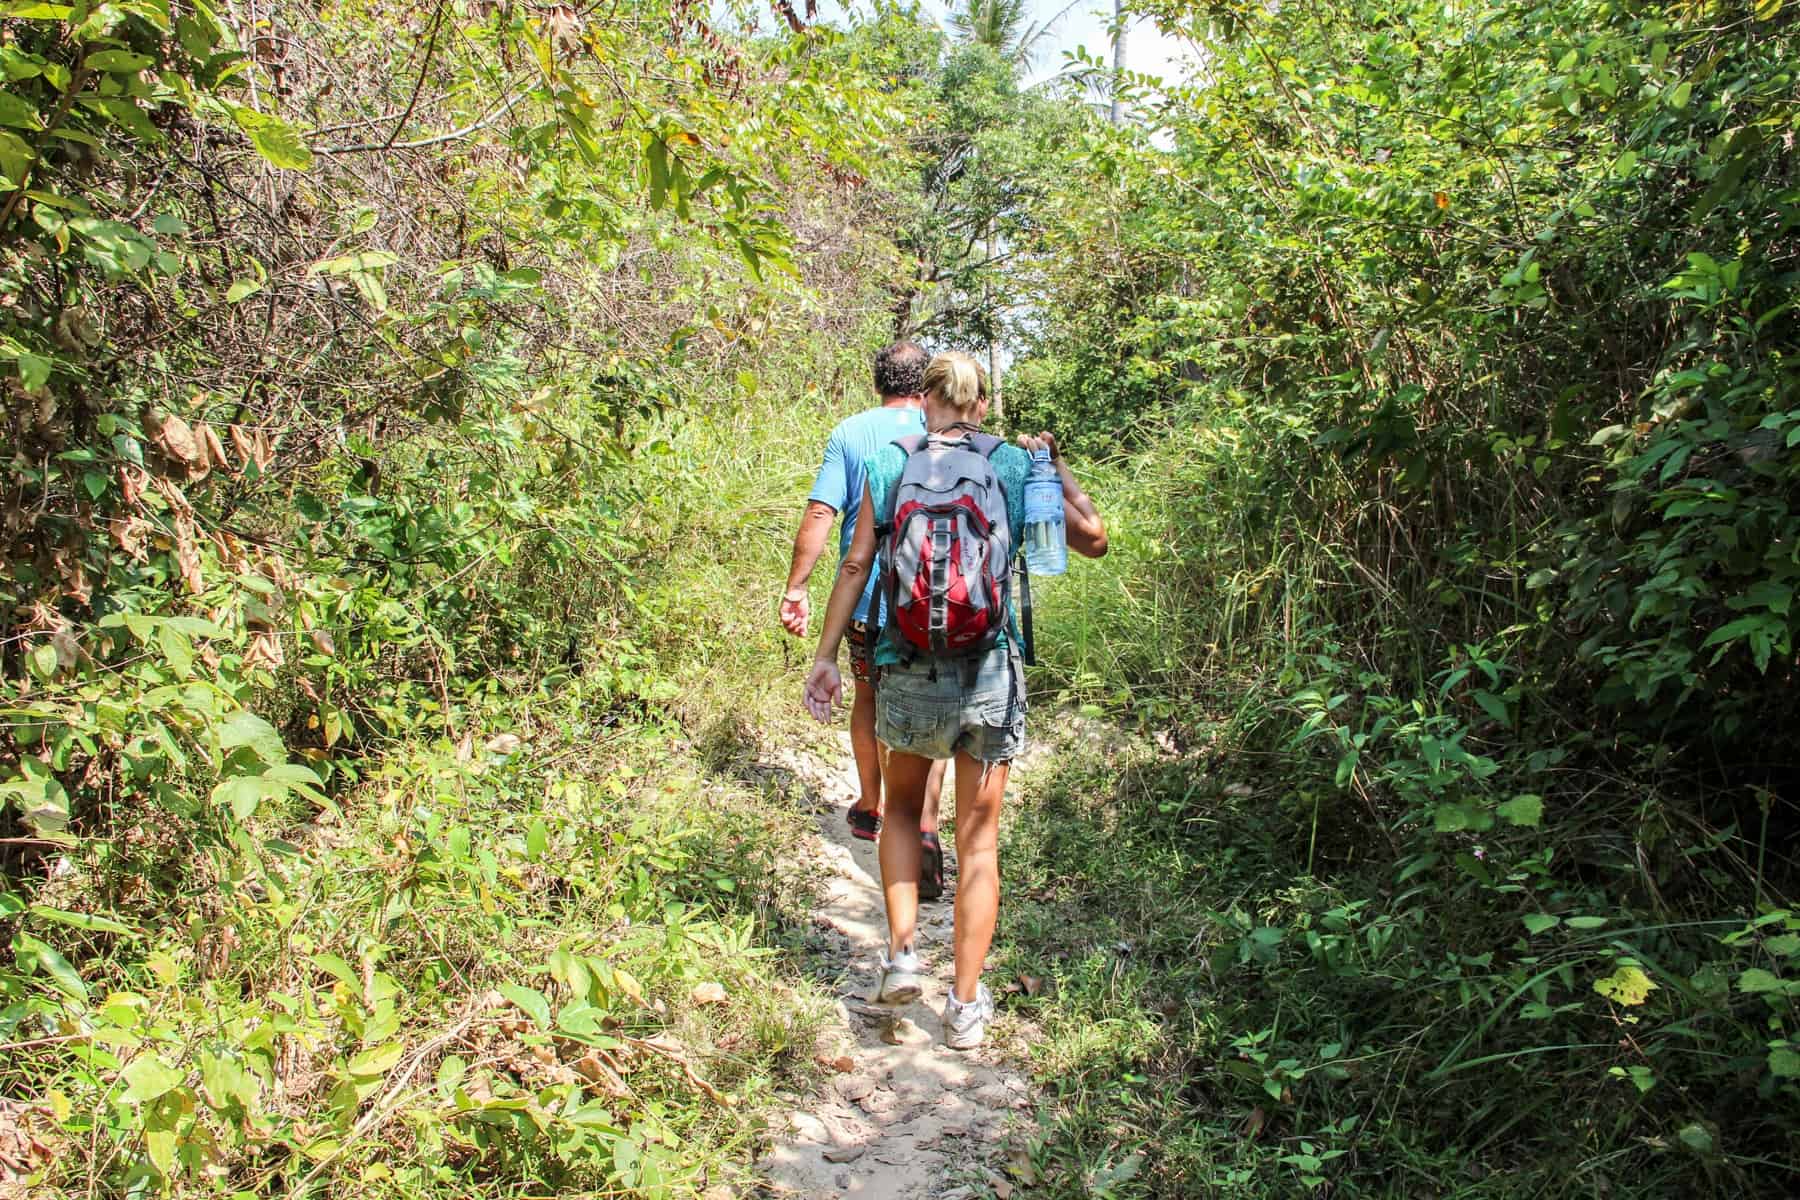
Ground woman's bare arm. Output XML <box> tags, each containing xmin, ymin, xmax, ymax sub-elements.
<box><xmin>814</xmin><ymin>479</ymin><xmax>880</xmax><ymax>664</ymax></box>
<box><xmin>1019</xmin><ymin>432</ymin><xmax>1108</xmax><ymax>558</ymax></box>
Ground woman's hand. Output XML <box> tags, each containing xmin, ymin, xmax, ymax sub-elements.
<box><xmin>803</xmin><ymin>659</ymin><xmax>843</xmax><ymax>723</ymax></box>
<box><xmin>1018</xmin><ymin>429</ymin><xmax>1108</xmax><ymax>557</ymax></box>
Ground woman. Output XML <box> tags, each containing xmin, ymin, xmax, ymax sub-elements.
<box><xmin>803</xmin><ymin>350</ymin><xmax>1107</xmax><ymax>1048</ymax></box>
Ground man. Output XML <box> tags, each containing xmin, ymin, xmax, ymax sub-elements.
<box><xmin>782</xmin><ymin>342</ymin><xmax>949</xmax><ymax>898</ymax></box>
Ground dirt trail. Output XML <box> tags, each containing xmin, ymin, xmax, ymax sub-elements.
<box><xmin>758</xmin><ymin>732</ymin><xmax>1035</xmax><ymax>1200</ymax></box>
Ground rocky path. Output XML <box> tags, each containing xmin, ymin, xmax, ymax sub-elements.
<box><xmin>758</xmin><ymin>733</ymin><xmax>1036</xmax><ymax>1200</ymax></box>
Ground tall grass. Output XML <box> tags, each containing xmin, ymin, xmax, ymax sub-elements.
<box><xmin>985</xmin><ymin>390</ymin><xmax>1800</xmax><ymax>1198</ymax></box>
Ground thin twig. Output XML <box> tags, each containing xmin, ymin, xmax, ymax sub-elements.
<box><xmin>382</xmin><ymin>1</ymin><xmax>451</xmax><ymax>151</ymax></box>
<box><xmin>315</xmin><ymin>89</ymin><xmax>531</xmax><ymax>154</ymax></box>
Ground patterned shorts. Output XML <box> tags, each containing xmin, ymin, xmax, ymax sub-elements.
<box><xmin>847</xmin><ymin>620</ymin><xmax>877</xmax><ymax>686</ymax></box>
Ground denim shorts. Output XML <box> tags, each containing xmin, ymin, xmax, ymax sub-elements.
<box><xmin>875</xmin><ymin>644</ymin><xmax>1026</xmax><ymax>764</ymax></box>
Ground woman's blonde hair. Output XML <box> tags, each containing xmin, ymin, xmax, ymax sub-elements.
<box><xmin>922</xmin><ymin>351</ymin><xmax>989</xmax><ymax>415</ymax></box>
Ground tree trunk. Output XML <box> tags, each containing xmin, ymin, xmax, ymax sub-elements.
<box><xmin>1110</xmin><ymin>0</ymin><xmax>1127</xmax><ymax>126</ymax></box>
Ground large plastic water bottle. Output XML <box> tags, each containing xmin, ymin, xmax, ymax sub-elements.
<box><xmin>1021</xmin><ymin>449</ymin><xmax>1067</xmax><ymax>576</ymax></box>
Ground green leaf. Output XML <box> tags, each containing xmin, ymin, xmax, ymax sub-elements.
<box><xmin>1495</xmin><ymin>794</ymin><xmax>1544</xmax><ymax>827</ymax></box>
<box><xmin>1677</xmin><ymin>1122</ymin><xmax>1715</xmax><ymax>1155</ymax></box>
<box><xmin>309</xmin><ymin>250</ymin><xmax>398</xmax><ymax>276</ymax></box>
<box><xmin>28</xmin><ymin>643</ymin><xmax>57</xmax><ymax>681</ymax></box>
<box><xmin>0</xmin><ymin>90</ymin><xmax>43</xmax><ymax>131</ymax></box>
<box><xmin>211</xmin><ymin>775</ymin><xmax>267</xmax><ymax>821</ymax></box>
<box><xmin>218</xmin><ymin>710</ymin><xmax>285</xmax><ymax>765</ymax></box>
<box><xmin>1667</xmin><ymin>81</ymin><xmax>1692</xmax><ymax>109</ymax></box>
<box><xmin>200</xmin><ymin>1051</ymin><xmax>258</xmax><ymax>1108</ymax></box>
<box><xmin>309</xmin><ymin>953</ymin><xmax>362</xmax><ymax>990</ymax></box>
<box><xmin>17</xmin><ymin>353</ymin><xmax>50</xmax><ymax>390</ymax></box>
<box><xmin>435</xmin><ymin>1054</ymin><xmax>468</xmax><ymax>1095</ymax></box>
<box><xmin>1521</xmin><ymin>913</ymin><xmax>1560</xmax><ymax>935</ymax></box>
<box><xmin>646</xmin><ymin>135</ymin><xmax>670</xmax><ymax>210</ymax></box>
<box><xmin>526</xmin><ymin>818</ymin><xmax>548</xmax><ymax>861</ymax></box>
<box><xmin>1472</xmin><ymin>690</ymin><xmax>1509</xmax><ymax>724</ymax></box>
<box><xmin>1433</xmin><ymin>803</ymin><xmax>1492</xmax><ymax>833</ymax></box>
<box><xmin>14</xmin><ymin>932</ymin><xmax>87</xmax><ymax>1000</ymax></box>
<box><xmin>232</xmin><ymin>107</ymin><xmax>313</xmax><ymax>171</ymax></box>
<box><xmin>225</xmin><ymin>278</ymin><xmax>263</xmax><ymax>303</ymax></box>
<box><xmin>82</xmin><ymin>50</ymin><xmax>154</xmax><ymax>72</ymax></box>
<box><xmin>499</xmin><ymin>983</ymin><xmax>552</xmax><ymax>1030</ymax></box>
<box><xmin>82</xmin><ymin>470</ymin><xmax>107</xmax><ymax>499</ymax></box>
<box><xmin>1769</xmin><ymin>1047</ymin><xmax>1800</xmax><ymax>1078</ymax></box>
<box><xmin>1593</xmin><ymin>965</ymin><xmax>1657</xmax><ymax>1006</ymax></box>
<box><xmin>1565</xmin><ymin>916</ymin><xmax>1609</xmax><ymax>930</ymax></box>
<box><xmin>119</xmin><ymin>1053</ymin><xmax>184</xmax><ymax>1103</ymax></box>
<box><xmin>4</xmin><ymin>4</ymin><xmax>76</xmax><ymax>18</ymax></box>
<box><xmin>347</xmin><ymin>1042</ymin><xmax>405</xmax><ymax>1078</ymax></box>
<box><xmin>28</xmin><ymin>905</ymin><xmax>135</xmax><ymax>936</ymax></box>
<box><xmin>1</xmin><ymin>763</ymin><xmax>70</xmax><ymax>835</ymax></box>
<box><xmin>1738</xmin><ymin>967</ymin><xmax>1785</xmax><ymax>994</ymax></box>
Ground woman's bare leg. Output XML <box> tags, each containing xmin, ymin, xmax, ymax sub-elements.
<box><xmin>878</xmin><ymin>750</ymin><xmax>932</xmax><ymax>956</ymax></box>
<box><xmin>951</xmin><ymin>752</ymin><xmax>1008</xmax><ymax>1002</ymax></box>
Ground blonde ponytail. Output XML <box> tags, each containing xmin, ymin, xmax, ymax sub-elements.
<box><xmin>922</xmin><ymin>351</ymin><xmax>989</xmax><ymax>417</ymax></box>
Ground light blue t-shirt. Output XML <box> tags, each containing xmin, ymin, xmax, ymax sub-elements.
<box><xmin>808</xmin><ymin>404</ymin><xmax>928</xmax><ymax>622</ymax></box>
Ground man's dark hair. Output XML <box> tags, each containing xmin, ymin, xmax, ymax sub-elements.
<box><xmin>873</xmin><ymin>342</ymin><xmax>928</xmax><ymax>399</ymax></box>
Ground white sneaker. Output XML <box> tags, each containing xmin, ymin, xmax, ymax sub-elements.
<box><xmin>874</xmin><ymin>948</ymin><xmax>923</xmax><ymax>1006</ymax></box>
<box><xmin>943</xmin><ymin>983</ymin><xmax>994</xmax><ymax>1049</ymax></box>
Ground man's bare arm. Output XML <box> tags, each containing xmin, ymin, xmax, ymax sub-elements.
<box><xmin>781</xmin><ymin>500</ymin><xmax>838</xmax><ymax>636</ymax></box>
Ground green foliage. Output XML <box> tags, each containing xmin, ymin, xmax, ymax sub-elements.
<box><xmin>0</xmin><ymin>1</ymin><xmax>902</xmax><ymax>1193</ymax></box>
<box><xmin>6</xmin><ymin>676</ymin><xmax>826</xmax><ymax>1194</ymax></box>
<box><xmin>992</xmin><ymin>0</ymin><xmax>1800</xmax><ymax>1194</ymax></box>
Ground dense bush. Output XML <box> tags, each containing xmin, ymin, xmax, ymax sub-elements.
<box><xmin>996</xmin><ymin>0</ymin><xmax>1800</xmax><ymax>1193</ymax></box>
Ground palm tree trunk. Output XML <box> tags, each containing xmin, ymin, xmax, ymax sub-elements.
<box><xmin>1110</xmin><ymin>0</ymin><xmax>1126</xmax><ymax>126</ymax></box>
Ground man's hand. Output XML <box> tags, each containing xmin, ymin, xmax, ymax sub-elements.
<box><xmin>780</xmin><ymin>587</ymin><xmax>810</xmax><ymax>637</ymax></box>
<box><xmin>1017</xmin><ymin>430</ymin><xmax>1061</xmax><ymax>459</ymax></box>
<box><xmin>803</xmin><ymin>660</ymin><xmax>843</xmax><ymax>723</ymax></box>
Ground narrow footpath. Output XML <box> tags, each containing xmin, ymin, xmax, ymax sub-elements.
<box><xmin>758</xmin><ymin>732</ymin><xmax>1037</xmax><ymax>1200</ymax></box>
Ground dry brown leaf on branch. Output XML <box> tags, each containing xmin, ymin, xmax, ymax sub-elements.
<box><xmin>260</xmin><ymin>551</ymin><xmax>295</xmax><ymax>591</ymax></box>
<box><xmin>119</xmin><ymin>464</ymin><xmax>149</xmax><ymax>507</ymax></box>
<box><xmin>19</xmin><ymin>602</ymin><xmax>58</xmax><ymax>634</ymax></box>
<box><xmin>153</xmin><ymin>477</ymin><xmax>195</xmax><ymax>517</ymax></box>
<box><xmin>199</xmin><ymin>423</ymin><xmax>230</xmax><ymax>473</ymax></box>
<box><xmin>174</xmin><ymin>515</ymin><xmax>205</xmax><ymax>594</ymax></box>
<box><xmin>0</xmin><ymin>1096</ymin><xmax>57</xmax><ymax>1185</ymax></box>
<box><xmin>150</xmin><ymin>412</ymin><xmax>209</xmax><ymax>480</ymax></box>
<box><xmin>542</xmin><ymin>5</ymin><xmax>583</xmax><ymax>54</ymax></box>
<box><xmin>47</xmin><ymin>544</ymin><xmax>91</xmax><ymax>605</ymax></box>
<box><xmin>211</xmin><ymin>529</ymin><xmax>245</xmax><ymax>574</ymax></box>
<box><xmin>571</xmin><ymin>1051</ymin><xmax>634</xmax><ymax>1098</ymax></box>
<box><xmin>245</xmin><ymin>631</ymin><xmax>285</xmax><ymax>672</ymax></box>
<box><xmin>229</xmin><ymin>424</ymin><xmax>258</xmax><ymax>468</ymax></box>
<box><xmin>112</xmin><ymin>516</ymin><xmax>150</xmax><ymax>562</ymax></box>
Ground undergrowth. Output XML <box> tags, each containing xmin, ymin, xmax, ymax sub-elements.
<box><xmin>5</xmin><ymin>667</ymin><xmax>829</xmax><ymax>1196</ymax></box>
<box><xmin>993</xmin><ymin>717</ymin><xmax>1799</xmax><ymax>1198</ymax></box>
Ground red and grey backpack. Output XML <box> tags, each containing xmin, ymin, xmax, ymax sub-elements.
<box><xmin>873</xmin><ymin>424</ymin><xmax>1032</xmax><ymax>673</ymax></box>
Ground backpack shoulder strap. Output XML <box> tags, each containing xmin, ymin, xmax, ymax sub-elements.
<box><xmin>967</xmin><ymin>431</ymin><xmax>1005</xmax><ymax>460</ymax></box>
<box><xmin>878</xmin><ymin>436</ymin><xmax>926</xmax><ymax>534</ymax></box>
